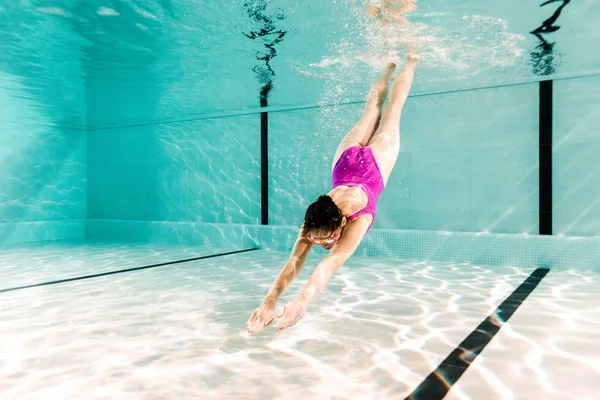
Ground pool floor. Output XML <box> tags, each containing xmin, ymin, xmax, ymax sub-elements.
<box><xmin>0</xmin><ymin>243</ymin><xmax>598</xmax><ymax>399</ymax></box>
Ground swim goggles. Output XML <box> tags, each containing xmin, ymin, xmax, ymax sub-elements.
<box><xmin>306</xmin><ymin>230</ymin><xmax>341</xmax><ymax>245</ymax></box>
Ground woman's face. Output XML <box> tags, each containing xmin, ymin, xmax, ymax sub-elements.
<box><xmin>307</xmin><ymin>227</ymin><xmax>342</xmax><ymax>250</ymax></box>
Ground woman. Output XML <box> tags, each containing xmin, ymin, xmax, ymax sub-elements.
<box><xmin>247</xmin><ymin>55</ymin><xmax>418</xmax><ymax>333</ymax></box>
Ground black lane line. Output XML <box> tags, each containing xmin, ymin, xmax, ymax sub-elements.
<box><xmin>261</xmin><ymin>109</ymin><xmax>269</xmax><ymax>225</ymax></box>
<box><xmin>405</xmin><ymin>268</ymin><xmax>550</xmax><ymax>400</ymax></box>
<box><xmin>539</xmin><ymin>80</ymin><xmax>553</xmax><ymax>235</ymax></box>
<box><xmin>0</xmin><ymin>248</ymin><xmax>260</xmax><ymax>294</ymax></box>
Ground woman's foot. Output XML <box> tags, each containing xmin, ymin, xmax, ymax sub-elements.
<box><xmin>367</xmin><ymin>5</ymin><xmax>382</xmax><ymax>18</ymax></box>
<box><xmin>407</xmin><ymin>44</ymin><xmax>420</xmax><ymax>62</ymax></box>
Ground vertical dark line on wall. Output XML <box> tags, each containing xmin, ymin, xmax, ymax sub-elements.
<box><xmin>243</xmin><ymin>1</ymin><xmax>287</xmax><ymax>225</ymax></box>
<box><xmin>260</xmin><ymin>86</ymin><xmax>271</xmax><ymax>225</ymax></box>
<box><xmin>261</xmin><ymin>105</ymin><xmax>269</xmax><ymax>225</ymax></box>
<box><xmin>539</xmin><ymin>80</ymin><xmax>553</xmax><ymax>235</ymax></box>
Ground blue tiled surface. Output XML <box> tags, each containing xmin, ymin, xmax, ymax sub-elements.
<box><xmin>266</xmin><ymin>82</ymin><xmax>539</xmax><ymax>233</ymax></box>
<box><xmin>553</xmin><ymin>142</ymin><xmax>600</xmax><ymax>236</ymax></box>
<box><xmin>82</xmin><ymin>80</ymin><xmax>574</xmax><ymax>237</ymax></box>
<box><xmin>0</xmin><ymin>125</ymin><xmax>86</xmax><ymax>225</ymax></box>
<box><xmin>554</xmin><ymin>75</ymin><xmax>600</xmax><ymax>236</ymax></box>
<box><xmin>0</xmin><ymin>220</ymin><xmax>85</xmax><ymax>246</ymax></box>
<box><xmin>0</xmin><ymin>69</ymin><xmax>86</xmax><ymax>246</ymax></box>
<box><xmin>86</xmin><ymin>220</ymin><xmax>600</xmax><ymax>271</ymax></box>
<box><xmin>554</xmin><ymin>75</ymin><xmax>600</xmax><ymax>146</ymax></box>
<box><xmin>410</xmin><ymin>149</ymin><xmax>470</xmax><ymax>230</ymax></box>
<box><xmin>85</xmin><ymin>81</ymin><xmax>542</xmax><ymax>236</ymax></box>
<box><xmin>469</xmin><ymin>84</ymin><xmax>538</xmax><ymax>149</ymax></box>
<box><xmin>408</xmin><ymin>91</ymin><xmax>471</xmax><ymax>152</ymax></box>
<box><xmin>4</xmin><ymin>71</ymin><xmax>600</xmax><ymax>247</ymax></box>
<box><xmin>376</xmin><ymin>153</ymin><xmax>411</xmax><ymax>229</ymax></box>
<box><xmin>87</xmin><ymin>115</ymin><xmax>261</xmax><ymax>224</ymax></box>
<box><xmin>470</xmin><ymin>146</ymin><xmax>538</xmax><ymax>233</ymax></box>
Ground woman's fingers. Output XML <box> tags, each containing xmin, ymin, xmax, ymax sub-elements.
<box><xmin>247</xmin><ymin>309</ymin><xmax>265</xmax><ymax>333</ymax></box>
<box><xmin>249</xmin><ymin>316</ymin><xmax>267</xmax><ymax>333</ymax></box>
<box><xmin>247</xmin><ymin>317</ymin><xmax>258</xmax><ymax>333</ymax></box>
<box><xmin>275</xmin><ymin>311</ymin><xmax>297</xmax><ymax>331</ymax></box>
<box><xmin>249</xmin><ymin>303</ymin><xmax>300</xmax><ymax>332</ymax></box>
<box><xmin>277</xmin><ymin>317</ymin><xmax>294</xmax><ymax>331</ymax></box>
<box><xmin>274</xmin><ymin>310</ymin><xmax>288</xmax><ymax>331</ymax></box>
<box><xmin>246</xmin><ymin>313</ymin><xmax>256</xmax><ymax>328</ymax></box>
<box><xmin>275</xmin><ymin>318</ymin><xmax>286</xmax><ymax>331</ymax></box>
<box><xmin>276</xmin><ymin>305</ymin><xmax>286</xmax><ymax>318</ymax></box>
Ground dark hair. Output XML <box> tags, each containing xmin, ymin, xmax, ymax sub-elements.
<box><xmin>302</xmin><ymin>195</ymin><xmax>343</xmax><ymax>236</ymax></box>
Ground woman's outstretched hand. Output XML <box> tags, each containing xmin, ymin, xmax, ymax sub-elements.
<box><xmin>274</xmin><ymin>296</ymin><xmax>308</xmax><ymax>332</ymax></box>
<box><xmin>247</xmin><ymin>299</ymin><xmax>276</xmax><ymax>333</ymax></box>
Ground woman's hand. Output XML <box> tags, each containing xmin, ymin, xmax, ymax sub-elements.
<box><xmin>274</xmin><ymin>296</ymin><xmax>308</xmax><ymax>331</ymax></box>
<box><xmin>246</xmin><ymin>299</ymin><xmax>276</xmax><ymax>333</ymax></box>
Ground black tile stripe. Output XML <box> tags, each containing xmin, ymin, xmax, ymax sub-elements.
<box><xmin>0</xmin><ymin>248</ymin><xmax>259</xmax><ymax>294</ymax></box>
<box><xmin>539</xmin><ymin>80</ymin><xmax>553</xmax><ymax>235</ymax></box>
<box><xmin>261</xmin><ymin>110</ymin><xmax>269</xmax><ymax>225</ymax></box>
<box><xmin>405</xmin><ymin>267</ymin><xmax>550</xmax><ymax>400</ymax></box>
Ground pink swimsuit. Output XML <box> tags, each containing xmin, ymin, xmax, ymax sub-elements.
<box><xmin>331</xmin><ymin>145</ymin><xmax>385</xmax><ymax>233</ymax></box>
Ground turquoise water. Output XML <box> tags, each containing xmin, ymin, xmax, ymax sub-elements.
<box><xmin>2</xmin><ymin>0</ymin><xmax>600</xmax><ymax>237</ymax></box>
<box><xmin>1</xmin><ymin>1</ymin><xmax>600</xmax><ymax>398</ymax></box>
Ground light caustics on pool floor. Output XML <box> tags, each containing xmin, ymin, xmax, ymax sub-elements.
<box><xmin>0</xmin><ymin>247</ymin><xmax>598</xmax><ymax>399</ymax></box>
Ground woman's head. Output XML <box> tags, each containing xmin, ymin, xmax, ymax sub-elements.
<box><xmin>303</xmin><ymin>195</ymin><xmax>345</xmax><ymax>245</ymax></box>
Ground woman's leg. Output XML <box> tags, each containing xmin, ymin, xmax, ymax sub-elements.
<box><xmin>368</xmin><ymin>56</ymin><xmax>418</xmax><ymax>185</ymax></box>
<box><xmin>332</xmin><ymin>63</ymin><xmax>396</xmax><ymax>168</ymax></box>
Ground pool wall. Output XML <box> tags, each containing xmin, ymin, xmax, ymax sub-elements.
<box><xmin>86</xmin><ymin>74</ymin><xmax>600</xmax><ymax>236</ymax></box>
<box><xmin>552</xmin><ymin>75</ymin><xmax>600</xmax><ymax>236</ymax></box>
<box><xmin>2</xmin><ymin>72</ymin><xmax>600</xmax><ymax>250</ymax></box>
<box><xmin>2</xmin><ymin>2</ymin><xmax>600</xmax><ymax>252</ymax></box>
<box><xmin>0</xmin><ymin>37</ymin><xmax>87</xmax><ymax>246</ymax></box>
<box><xmin>84</xmin><ymin>220</ymin><xmax>600</xmax><ymax>270</ymax></box>
<box><xmin>87</xmin><ymin>82</ymin><xmax>540</xmax><ymax>231</ymax></box>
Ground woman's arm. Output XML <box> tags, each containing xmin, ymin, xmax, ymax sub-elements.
<box><xmin>263</xmin><ymin>227</ymin><xmax>313</xmax><ymax>304</ymax></box>
<box><xmin>247</xmin><ymin>227</ymin><xmax>313</xmax><ymax>333</ymax></box>
<box><xmin>297</xmin><ymin>217</ymin><xmax>370</xmax><ymax>301</ymax></box>
<box><xmin>273</xmin><ymin>217</ymin><xmax>371</xmax><ymax>331</ymax></box>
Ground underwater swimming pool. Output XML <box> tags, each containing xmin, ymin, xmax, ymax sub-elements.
<box><xmin>2</xmin><ymin>0</ymin><xmax>600</xmax><ymax>398</ymax></box>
